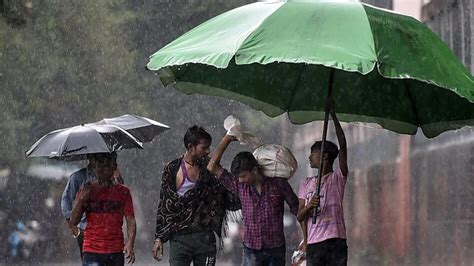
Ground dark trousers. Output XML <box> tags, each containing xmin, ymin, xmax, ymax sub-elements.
<box><xmin>242</xmin><ymin>245</ymin><xmax>286</xmax><ymax>266</ymax></box>
<box><xmin>82</xmin><ymin>252</ymin><xmax>124</xmax><ymax>266</ymax></box>
<box><xmin>77</xmin><ymin>230</ymin><xmax>84</xmax><ymax>259</ymax></box>
<box><xmin>307</xmin><ymin>238</ymin><xmax>348</xmax><ymax>266</ymax></box>
<box><xmin>169</xmin><ymin>231</ymin><xmax>217</xmax><ymax>266</ymax></box>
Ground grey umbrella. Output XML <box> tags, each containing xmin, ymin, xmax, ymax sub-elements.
<box><xmin>26</xmin><ymin>124</ymin><xmax>143</xmax><ymax>161</ymax></box>
<box><xmin>91</xmin><ymin>114</ymin><xmax>170</xmax><ymax>142</ymax></box>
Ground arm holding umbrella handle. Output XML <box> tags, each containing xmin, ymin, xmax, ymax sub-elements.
<box><xmin>312</xmin><ymin>68</ymin><xmax>335</xmax><ymax>224</ymax></box>
<box><xmin>311</xmin><ymin>109</ymin><xmax>330</xmax><ymax>224</ymax></box>
<box><xmin>330</xmin><ymin>107</ymin><xmax>348</xmax><ymax>177</ymax></box>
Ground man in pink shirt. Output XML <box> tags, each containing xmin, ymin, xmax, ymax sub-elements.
<box><xmin>297</xmin><ymin>98</ymin><xmax>348</xmax><ymax>266</ymax></box>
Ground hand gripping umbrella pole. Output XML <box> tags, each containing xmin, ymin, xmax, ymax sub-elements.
<box><xmin>311</xmin><ymin>68</ymin><xmax>335</xmax><ymax>224</ymax></box>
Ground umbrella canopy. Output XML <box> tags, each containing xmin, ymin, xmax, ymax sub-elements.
<box><xmin>91</xmin><ymin>114</ymin><xmax>170</xmax><ymax>142</ymax></box>
<box><xmin>26</xmin><ymin>124</ymin><xmax>143</xmax><ymax>161</ymax></box>
<box><xmin>147</xmin><ymin>0</ymin><xmax>474</xmax><ymax>138</ymax></box>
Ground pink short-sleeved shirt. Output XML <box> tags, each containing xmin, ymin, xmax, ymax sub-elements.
<box><xmin>298</xmin><ymin>168</ymin><xmax>347</xmax><ymax>244</ymax></box>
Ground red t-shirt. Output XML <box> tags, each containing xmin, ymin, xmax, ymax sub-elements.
<box><xmin>80</xmin><ymin>183</ymin><xmax>134</xmax><ymax>254</ymax></box>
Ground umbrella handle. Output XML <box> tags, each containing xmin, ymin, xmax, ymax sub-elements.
<box><xmin>311</xmin><ymin>68</ymin><xmax>335</xmax><ymax>224</ymax></box>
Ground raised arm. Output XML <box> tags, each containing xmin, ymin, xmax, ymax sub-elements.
<box><xmin>329</xmin><ymin>99</ymin><xmax>348</xmax><ymax>177</ymax></box>
<box><xmin>207</xmin><ymin>135</ymin><xmax>235</xmax><ymax>176</ymax></box>
<box><xmin>207</xmin><ymin>135</ymin><xmax>240</xmax><ymax>194</ymax></box>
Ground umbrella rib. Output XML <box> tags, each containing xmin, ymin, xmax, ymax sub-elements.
<box><xmin>285</xmin><ymin>63</ymin><xmax>307</xmax><ymax>112</ymax></box>
<box><xmin>403</xmin><ymin>80</ymin><xmax>421</xmax><ymax>127</ymax></box>
<box><xmin>58</xmin><ymin>128</ymin><xmax>73</xmax><ymax>158</ymax></box>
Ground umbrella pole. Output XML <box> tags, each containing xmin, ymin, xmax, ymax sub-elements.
<box><xmin>312</xmin><ymin>68</ymin><xmax>335</xmax><ymax>224</ymax></box>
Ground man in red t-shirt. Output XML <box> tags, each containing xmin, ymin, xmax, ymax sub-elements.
<box><xmin>70</xmin><ymin>152</ymin><xmax>136</xmax><ymax>265</ymax></box>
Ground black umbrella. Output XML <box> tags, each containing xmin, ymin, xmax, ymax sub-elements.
<box><xmin>91</xmin><ymin>114</ymin><xmax>170</xmax><ymax>142</ymax></box>
<box><xmin>26</xmin><ymin>124</ymin><xmax>143</xmax><ymax>161</ymax></box>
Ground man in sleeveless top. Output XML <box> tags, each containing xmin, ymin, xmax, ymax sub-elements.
<box><xmin>152</xmin><ymin>126</ymin><xmax>241</xmax><ymax>266</ymax></box>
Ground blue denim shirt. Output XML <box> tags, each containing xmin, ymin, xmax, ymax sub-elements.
<box><xmin>61</xmin><ymin>166</ymin><xmax>96</xmax><ymax>230</ymax></box>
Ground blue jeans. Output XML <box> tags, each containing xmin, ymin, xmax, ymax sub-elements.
<box><xmin>242</xmin><ymin>245</ymin><xmax>286</xmax><ymax>266</ymax></box>
<box><xmin>82</xmin><ymin>252</ymin><xmax>124</xmax><ymax>266</ymax></box>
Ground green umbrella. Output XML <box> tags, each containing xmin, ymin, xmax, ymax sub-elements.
<box><xmin>147</xmin><ymin>0</ymin><xmax>474</xmax><ymax>137</ymax></box>
<box><xmin>147</xmin><ymin>0</ymin><xmax>474</xmax><ymax>220</ymax></box>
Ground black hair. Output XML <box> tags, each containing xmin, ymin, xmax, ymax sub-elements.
<box><xmin>311</xmin><ymin>140</ymin><xmax>339</xmax><ymax>165</ymax></box>
<box><xmin>89</xmin><ymin>152</ymin><xmax>117</xmax><ymax>163</ymax></box>
<box><xmin>231</xmin><ymin>151</ymin><xmax>259</xmax><ymax>176</ymax></box>
<box><xmin>183</xmin><ymin>125</ymin><xmax>212</xmax><ymax>149</ymax></box>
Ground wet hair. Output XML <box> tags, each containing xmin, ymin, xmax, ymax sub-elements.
<box><xmin>231</xmin><ymin>152</ymin><xmax>259</xmax><ymax>176</ymax></box>
<box><xmin>311</xmin><ymin>140</ymin><xmax>339</xmax><ymax>165</ymax></box>
<box><xmin>183</xmin><ymin>125</ymin><xmax>212</xmax><ymax>149</ymax></box>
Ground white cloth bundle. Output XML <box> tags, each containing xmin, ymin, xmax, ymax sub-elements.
<box><xmin>223</xmin><ymin>115</ymin><xmax>262</xmax><ymax>148</ymax></box>
<box><xmin>224</xmin><ymin>115</ymin><xmax>297</xmax><ymax>179</ymax></box>
<box><xmin>253</xmin><ymin>144</ymin><xmax>298</xmax><ymax>179</ymax></box>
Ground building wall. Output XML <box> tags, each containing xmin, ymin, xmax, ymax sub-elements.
<box><xmin>342</xmin><ymin>132</ymin><xmax>474</xmax><ymax>265</ymax></box>
<box><xmin>423</xmin><ymin>0</ymin><xmax>472</xmax><ymax>71</ymax></box>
